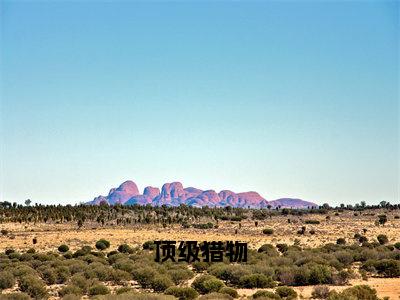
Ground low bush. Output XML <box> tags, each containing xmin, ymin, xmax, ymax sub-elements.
<box><xmin>40</xmin><ymin>267</ymin><xmax>57</xmax><ymax>285</ymax></box>
<box><xmin>58</xmin><ymin>285</ymin><xmax>83</xmax><ymax>297</ymax></box>
<box><xmin>219</xmin><ymin>287</ymin><xmax>238</xmax><ymax>298</ymax></box>
<box><xmin>165</xmin><ymin>286</ymin><xmax>199</xmax><ymax>300</ymax></box>
<box><xmin>192</xmin><ymin>261</ymin><xmax>209</xmax><ymax>272</ymax></box>
<box><xmin>263</xmin><ymin>228</ymin><xmax>274</xmax><ymax>235</ymax></box>
<box><xmin>209</xmin><ymin>264</ymin><xmax>251</xmax><ymax>285</ymax></box>
<box><xmin>58</xmin><ymin>244</ymin><xmax>69</xmax><ymax>253</ymax></box>
<box><xmin>373</xmin><ymin>259</ymin><xmax>400</xmax><ymax>277</ymax></box>
<box><xmin>327</xmin><ymin>285</ymin><xmax>379</xmax><ymax>300</ymax></box>
<box><xmin>258</xmin><ymin>244</ymin><xmax>279</xmax><ymax>256</ymax></box>
<box><xmin>89</xmin><ymin>283</ymin><xmax>110</xmax><ymax>296</ymax></box>
<box><xmin>71</xmin><ymin>274</ymin><xmax>90</xmax><ymax>293</ymax></box>
<box><xmin>197</xmin><ymin>292</ymin><xmax>233</xmax><ymax>300</ymax></box>
<box><xmin>276</xmin><ymin>243</ymin><xmax>289</xmax><ymax>253</ymax></box>
<box><xmin>133</xmin><ymin>267</ymin><xmax>159</xmax><ymax>288</ymax></box>
<box><xmin>96</xmin><ymin>239</ymin><xmax>111</xmax><ymax>250</ymax></box>
<box><xmin>168</xmin><ymin>268</ymin><xmax>194</xmax><ymax>285</ymax></box>
<box><xmin>239</xmin><ymin>274</ymin><xmax>275</xmax><ymax>288</ymax></box>
<box><xmin>377</xmin><ymin>234</ymin><xmax>389</xmax><ymax>245</ymax></box>
<box><xmin>193</xmin><ymin>223</ymin><xmax>214</xmax><ymax>229</ymax></box>
<box><xmin>110</xmin><ymin>269</ymin><xmax>132</xmax><ymax>284</ymax></box>
<box><xmin>252</xmin><ymin>290</ymin><xmax>281</xmax><ymax>299</ymax></box>
<box><xmin>19</xmin><ymin>275</ymin><xmax>48</xmax><ymax>299</ymax></box>
<box><xmin>192</xmin><ymin>275</ymin><xmax>225</xmax><ymax>294</ymax></box>
<box><xmin>305</xmin><ymin>220</ymin><xmax>320</xmax><ymax>224</ymax></box>
<box><xmin>336</xmin><ymin>238</ymin><xmax>346</xmax><ymax>245</ymax></box>
<box><xmin>311</xmin><ymin>285</ymin><xmax>330</xmax><ymax>299</ymax></box>
<box><xmin>143</xmin><ymin>240</ymin><xmax>156</xmax><ymax>250</ymax></box>
<box><xmin>118</xmin><ymin>244</ymin><xmax>134</xmax><ymax>254</ymax></box>
<box><xmin>150</xmin><ymin>275</ymin><xmax>174</xmax><ymax>292</ymax></box>
<box><xmin>275</xmin><ymin>286</ymin><xmax>297</xmax><ymax>300</ymax></box>
<box><xmin>0</xmin><ymin>270</ymin><xmax>15</xmax><ymax>290</ymax></box>
<box><xmin>115</xmin><ymin>287</ymin><xmax>134</xmax><ymax>295</ymax></box>
<box><xmin>0</xmin><ymin>293</ymin><xmax>31</xmax><ymax>300</ymax></box>
<box><xmin>308</xmin><ymin>264</ymin><xmax>333</xmax><ymax>285</ymax></box>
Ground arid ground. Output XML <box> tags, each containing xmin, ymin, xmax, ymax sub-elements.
<box><xmin>0</xmin><ymin>208</ymin><xmax>399</xmax><ymax>299</ymax></box>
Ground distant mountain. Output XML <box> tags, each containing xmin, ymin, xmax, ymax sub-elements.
<box><xmin>268</xmin><ymin>198</ymin><xmax>317</xmax><ymax>209</ymax></box>
<box><xmin>87</xmin><ymin>180</ymin><xmax>318</xmax><ymax>209</ymax></box>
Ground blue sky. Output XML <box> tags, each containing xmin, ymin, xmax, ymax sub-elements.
<box><xmin>1</xmin><ymin>1</ymin><xmax>398</xmax><ymax>206</ymax></box>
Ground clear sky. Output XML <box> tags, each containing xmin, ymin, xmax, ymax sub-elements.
<box><xmin>1</xmin><ymin>1</ymin><xmax>398</xmax><ymax>206</ymax></box>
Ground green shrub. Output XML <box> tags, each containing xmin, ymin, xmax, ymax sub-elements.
<box><xmin>311</xmin><ymin>285</ymin><xmax>330</xmax><ymax>299</ymax></box>
<box><xmin>55</xmin><ymin>266</ymin><xmax>70</xmax><ymax>284</ymax></box>
<box><xmin>5</xmin><ymin>249</ymin><xmax>15</xmax><ymax>255</ymax></box>
<box><xmin>165</xmin><ymin>286</ymin><xmax>199</xmax><ymax>300</ymax></box>
<box><xmin>378</xmin><ymin>215</ymin><xmax>387</xmax><ymax>226</ymax></box>
<box><xmin>308</xmin><ymin>264</ymin><xmax>333</xmax><ymax>284</ymax></box>
<box><xmin>336</xmin><ymin>238</ymin><xmax>346</xmax><ymax>245</ymax></box>
<box><xmin>133</xmin><ymin>267</ymin><xmax>158</xmax><ymax>288</ymax></box>
<box><xmin>239</xmin><ymin>274</ymin><xmax>275</xmax><ymax>288</ymax></box>
<box><xmin>40</xmin><ymin>267</ymin><xmax>57</xmax><ymax>285</ymax></box>
<box><xmin>334</xmin><ymin>250</ymin><xmax>353</xmax><ymax>266</ymax></box>
<box><xmin>73</xmin><ymin>246</ymin><xmax>92</xmax><ymax>257</ymax></box>
<box><xmin>258</xmin><ymin>244</ymin><xmax>279</xmax><ymax>256</ymax></box>
<box><xmin>116</xmin><ymin>286</ymin><xmax>134</xmax><ymax>295</ymax></box>
<box><xmin>219</xmin><ymin>287</ymin><xmax>238</xmax><ymax>298</ymax></box>
<box><xmin>252</xmin><ymin>290</ymin><xmax>281</xmax><ymax>299</ymax></box>
<box><xmin>8</xmin><ymin>252</ymin><xmax>21</xmax><ymax>260</ymax></box>
<box><xmin>58</xmin><ymin>244</ymin><xmax>69</xmax><ymax>253</ymax></box>
<box><xmin>168</xmin><ymin>268</ymin><xmax>194</xmax><ymax>285</ymax></box>
<box><xmin>332</xmin><ymin>270</ymin><xmax>351</xmax><ymax>285</ymax></box>
<box><xmin>373</xmin><ymin>259</ymin><xmax>400</xmax><ymax>277</ymax></box>
<box><xmin>209</xmin><ymin>264</ymin><xmax>251</xmax><ymax>285</ymax></box>
<box><xmin>377</xmin><ymin>234</ymin><xmax>389</xmax><ymax>245</ymax></box>
<box><xmin>275</xmin><ymin>286</ymin><xmax>297</xmax><ymax>300</ymax></box>
<box><xmin>193</xmin><ymin>223</ymin><xmax>214</xmax><ymax>229</ymax></box>
<box><xmin>276</xmin><ymin>243</ymin><xmax>289</xmax><ymax>253</ymax></box>
<box><xmin>96</xmin><ymin>239</ymin><xmax>111</xmax><ymax>250</ymax></box>
<box><xmin>202</xmin><ymin>278</ymin><xmax>225</xmax><ymax>294</ymax></box>
<box><xmin>192</xmin><ymin>261</ymin><xmax>210</xmax><ymax>272</ymax></box>
<box><xmin>59</xmin><ymin>285</ymin><xmax>83</xmax><ymax>297</ymax></box>
<box><xmin>89</xmin><ymin>283</ymin><xmax>110</xmax><ymax>296</ymax></box>
<box><xmin>19</xmin><ymin>275</ymin><xmax>48</xmax><ymax>299</ymax></box>
<box><xmin>198</xmin><ymin>292</ymin><xmax>233</xmax><ymax>299</ymax></box>
<box><xmin>0</xmin><ymin>270</ymin><xmax>15</xmax><ymax>290</ymax></box>
<box><xmin>143</xmin><ymin>240</ymin><xmax>156</xmax><ymax>250</ymax></box>
<box><xmin>0</xmin><ymin>293</ymin><xmax>31</xmax><ymax>300</ymax></box>
<box><xmin>328</xmin><ymin>285</ymin><xmax>379</xmax><ymax>300</ymax></box>
<box><xmin>71</xmin><ymin>274</ymin><xmax>90</xmax><ymax>293</ymax></box>
<box><xmin>263</xmin><ymin>228</ymin><xmax>274</xmax><ymax>235</ymax></box>
<box><xmin>192</xmin><ymin>275</ymin><xmax>225</xmax><ymax>294</ymax></box>
<box><xmin>305</xmin><ymin>220</ymin><xmax>320</xmax><ymax>224</ymax></box>
<box><xmin>150</xmin><ymin>275</ymin><xmax>174</xmax><ymax>292</ymax></box>
<box><xmin>118</xmin><ymin>244</ymin><xmax>134</xmax><ymax>253</ymax></box>
<box><xmin>394</xmin><ymin>242</ymin><xmax>400</xmax><ymax>250</ymax></box>
<box><xmin>110</xmin><ymin>269</ymin><xmax>132</xmax><ymax>284</ymax></box>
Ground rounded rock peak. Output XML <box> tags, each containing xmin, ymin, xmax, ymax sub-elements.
<box><xmin>143</xmin><ymin>186</ymin><xmax>160</xmax><ymax>199</ymax></box>
<box><xmin>161</xmin><ymin>182</ymin><xmax>184</xmax><ymax>198</ymax></box>
<box><xmin>116</xmin><ymin>180</ymin><xmax>139</xmax><ymax>194</ymax></box>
